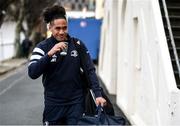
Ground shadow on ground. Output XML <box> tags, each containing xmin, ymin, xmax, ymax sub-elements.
<box><xmin>98</xmin><ymin>77</ymin><xmax>131</xmax><ymax>125</ymax></box>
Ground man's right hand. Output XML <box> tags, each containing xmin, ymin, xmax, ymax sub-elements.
<box><xmin>47</xmin><ymin>42</ymin><xmax>67</xmax><ymax>57</ymax></box>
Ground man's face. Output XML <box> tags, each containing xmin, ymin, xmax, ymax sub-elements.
<box><xmin>49</xmin><ymin>18</ymin><xmax>68</xmax><ymax>42</ymax></box>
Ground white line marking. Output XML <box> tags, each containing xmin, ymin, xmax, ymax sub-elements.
<box><xmin>0</xmin><ymin>75</ymin><xmax>25</xmax><ymax>96</ymax></box>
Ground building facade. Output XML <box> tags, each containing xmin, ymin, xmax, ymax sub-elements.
<box><xmin>98</xmin><ymin>0</ymin><xmax>180</xmax><ymax>125</ymax></box>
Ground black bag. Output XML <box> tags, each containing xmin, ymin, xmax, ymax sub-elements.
<box><xmin>78</xmin><ymin>106</ymin><xmax>126</xmax><ymax>125</ymax></box>
<box><xmin>73</xmin><ymin>38</ymin><xmax>114</xmax><ymax>116</ymax></box>
<box><xmin>84</xmin><ymin>88</ymin><xmax>115</xmax><ymax>116</ymax></box>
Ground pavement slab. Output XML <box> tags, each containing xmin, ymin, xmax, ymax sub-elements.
<box><xmin>0</xmin><ymin>58</ymin><xmax>27</xmax><ymax>75</ymax></box>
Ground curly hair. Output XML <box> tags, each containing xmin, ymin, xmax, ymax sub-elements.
<box><xmin>42</xmin><ymin>5</ymin><xmax>66</xmax><ymax>23</ymax></box>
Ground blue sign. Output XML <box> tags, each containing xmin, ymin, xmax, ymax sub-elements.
<box><xmin>68</xmin><ymin>18</ymin><xmax>102</xmax><ymax>61</ymax></box>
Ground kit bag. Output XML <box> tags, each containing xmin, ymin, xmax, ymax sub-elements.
<box><xmin>73</xmin><ymin>38</ymin><xmax>114</xmax><ymax>116</ymax></box>
<box><xmin>78</xmin><ymin>105</ymin><xmax>126</xmax><ymax>125</ymax></box>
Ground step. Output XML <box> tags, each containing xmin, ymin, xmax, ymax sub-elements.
<box><xmin>169</xmin><ymin>16</ymin><xmax>180</xmax><ymax>26</ymax></box>
<box><xmin>166</xmin><ymin>0</ymin><xmax>180</xmax><ymax>2</ymax></box>
<box><xmin>163</xmin><ymin>16</ymin><xmax>180</xmax><ymax>20</ymax></box>
<box><xmin>166</xmin><ymin>0</ymin><xmax>180</xmax><ymax>4</ymax></box>
<box><xmin>167</xmin><ymin>36</ymin><xmax>180</xmax><ymax>47</ymax></box>
<box><xmin>167</xmin><ymin>7</ymin><xmax>180</xmax><ymax>16</ymax></box>
<box><xmin>159</xmin><ymin>1</ymin><xmax>180</xmax><ymax>9</ymax></box>
<box><xmin>169</xmin><ymin>47</ymin><xmax>180</xmax><ymax>59</ymax></box>
<box><xmin>160</xmin><ymin>6</ymin><xmax>180</xmax><ymax>16</ymax></box>
<box><xmin>165</xmin><ymin>26</ymin><xmax>180</xmax><ymax>36</ymax></box>
<box><xmin>162</xmin><ymin>16</ymin><xmax>180</xmax><ymax>27</ymax></box>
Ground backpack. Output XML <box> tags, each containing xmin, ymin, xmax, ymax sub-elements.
<box><xmin>72</xmin><ymin>37</ymin><xmax>115</xmax><ymax>116</ymax></box>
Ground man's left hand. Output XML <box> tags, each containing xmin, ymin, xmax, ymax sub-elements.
<box><xmin>96</xmin><ymin>97</ymin><xmax>107</xmax><ymax>107</ymax></box>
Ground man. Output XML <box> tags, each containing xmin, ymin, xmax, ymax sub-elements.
<box><xmin>28</xmin><ymin>5</ymin><xmax>106</xmax><ymax>125</ymax></box>
<box><xmin>21</xmin><ymin>37</ymin><xmax>32</xmax><ymax>58</ymax></box>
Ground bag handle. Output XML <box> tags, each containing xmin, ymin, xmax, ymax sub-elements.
<box><xmin>96</xmin><ymin>105</ymin><xmax>110</xmax><ymax>125</ymax></box>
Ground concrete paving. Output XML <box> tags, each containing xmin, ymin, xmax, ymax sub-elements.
<box><xmin>0</xmin><ymin>58</ymin><xmax>27</xmax><ymax>75</ymax></box>
<box><xmin>0</xmin><ymin>64</ymin><xmax>43</xmax><ymax>125</ymax></box>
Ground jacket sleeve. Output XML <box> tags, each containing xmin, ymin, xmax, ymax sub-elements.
<box><xmin>28</xmin><ymin>44</ymin><xmax>52</xmax><ymax>79</ymax></box>
<box><xmin>80</xmin><ymin>42</ymin><xmax>102</xmax><ymax>98</ymax></box>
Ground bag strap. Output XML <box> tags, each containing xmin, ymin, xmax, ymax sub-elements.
<box><xmin>72</xmin><ymin>38</ymin><xmax>91</xmax><ymax>88</ymax></box>
<box><xmin>73</xmin><ymin>38</ymin><xmax>116</xmax><ymax>116</ymax></box>
<box><xmin>72</xmin><ymin>39</ymin><xmax>98</xmax><ymax>107</ymax></box>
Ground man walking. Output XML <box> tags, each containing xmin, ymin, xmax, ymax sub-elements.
<box><xmin>28</xmin><ymin>5</ymin><xmax>106</xmax><ymax>125</ymax></box>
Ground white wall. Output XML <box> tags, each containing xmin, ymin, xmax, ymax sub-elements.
<box><xmin>98</xmin><ymin>0</ymin><xmax>180</xmax><ymax>125</ymax></box>
<box><xmin>98</xmin><ymin>0</ymin><xmax>118</xmax><ymax>94</ymax></box>
<box><xmin>0</xmin><ymin>21</ymin><xmax>16</xmax><ymax>61</ymax></box>
<box><xmin>95</xmin><ymin>0</ymin><xmax>104</xmax><ymax>19</ymax></box>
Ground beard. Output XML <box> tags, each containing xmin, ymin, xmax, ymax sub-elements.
<box><xmin>55</xmin><ymin>34</ymin><xmax>68</xmax><ymax>42</ymax></box>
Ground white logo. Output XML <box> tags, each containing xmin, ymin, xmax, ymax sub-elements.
<box><xmin>77</xmin><ymin>41</ymin><xmax>80</xmax><ymax>45</ymax></box>
<box><xmin>71</xmin><ymin>50</ymin><xmax>78</xmax><ymax>57</ymax></box>
<box><xmin>51</xmin><ymin>54</ymin><xmax>57</xmax><ymax>62</ymax></box>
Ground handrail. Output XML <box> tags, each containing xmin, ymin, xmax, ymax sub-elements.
<box><xmin>161</xmin><ymin>0</ymin><xmax>180</xmax><ymax>79</ymax></box>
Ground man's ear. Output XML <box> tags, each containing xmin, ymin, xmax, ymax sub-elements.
<box><xmin>48</xmin><ymin>24</ymin><xmax>52</xmax><ymax>31</ymax></box>
<box><xmin>48</xmin><ymin>22</ymin><xmax>54</xmax><ymax>30</ymax></box>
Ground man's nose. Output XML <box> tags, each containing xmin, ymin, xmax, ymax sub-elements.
<box><xmin>59</xmin><ymin>29</ymin><xmax>64</xmax><ymax>34</ymax></box>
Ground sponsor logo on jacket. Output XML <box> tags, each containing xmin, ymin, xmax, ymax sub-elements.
<box><xmin>71</xmin><ymin>50</ymin><xmax>78</xmax><ymax>57</ymax></box>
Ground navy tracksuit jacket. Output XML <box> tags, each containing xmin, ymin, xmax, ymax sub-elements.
<box><xmin>28</xmin><ymin>35</ymin><xmax>102</xmax><ymax>106</ymax></box>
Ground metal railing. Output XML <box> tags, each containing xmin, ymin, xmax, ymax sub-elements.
<box><xmin>161</xmin><ymin>0</ymin><xmax>180</xmax><ymax>79</ymax></box>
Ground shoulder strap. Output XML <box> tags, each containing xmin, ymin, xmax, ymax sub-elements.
<box><xmin>72</xmin><ymin>38</ymin><xmax>91</xmax><ymax>88</ymax></box>
<box><xmin>71</xmin><ymin>37</ymin><xmax>83</xmax><ymax>52</ymax></box>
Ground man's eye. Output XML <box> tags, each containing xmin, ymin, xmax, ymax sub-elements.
<box><xmin>55</xmin><ymin>26</ymin><xmax>67</xmax><ymax>30</ymax></box>
<box><xmin>63</xmin><ymin>26</ymin><xmax>67</xmax><ymax>30</ymax></box>
<box><xmin>55</xmin><ymin>27</ymin><xmax>61</xmax><ymax>30</ymax></box>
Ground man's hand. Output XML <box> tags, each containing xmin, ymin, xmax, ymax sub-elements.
<box><xmin>48</xmin><ymin>42</ymin><xmax>67</xmax><ymax>57</ymax></box>
<box><xmin>96</xmin><ymin>97</ymin><xmax>106</xmax><ymax>107</ymax></box>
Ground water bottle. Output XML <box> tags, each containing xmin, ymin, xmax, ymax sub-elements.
<box><xmin>60</xmin><ymin>42</ymin><xmax>68</xmax><ymax>56</ymax></box>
